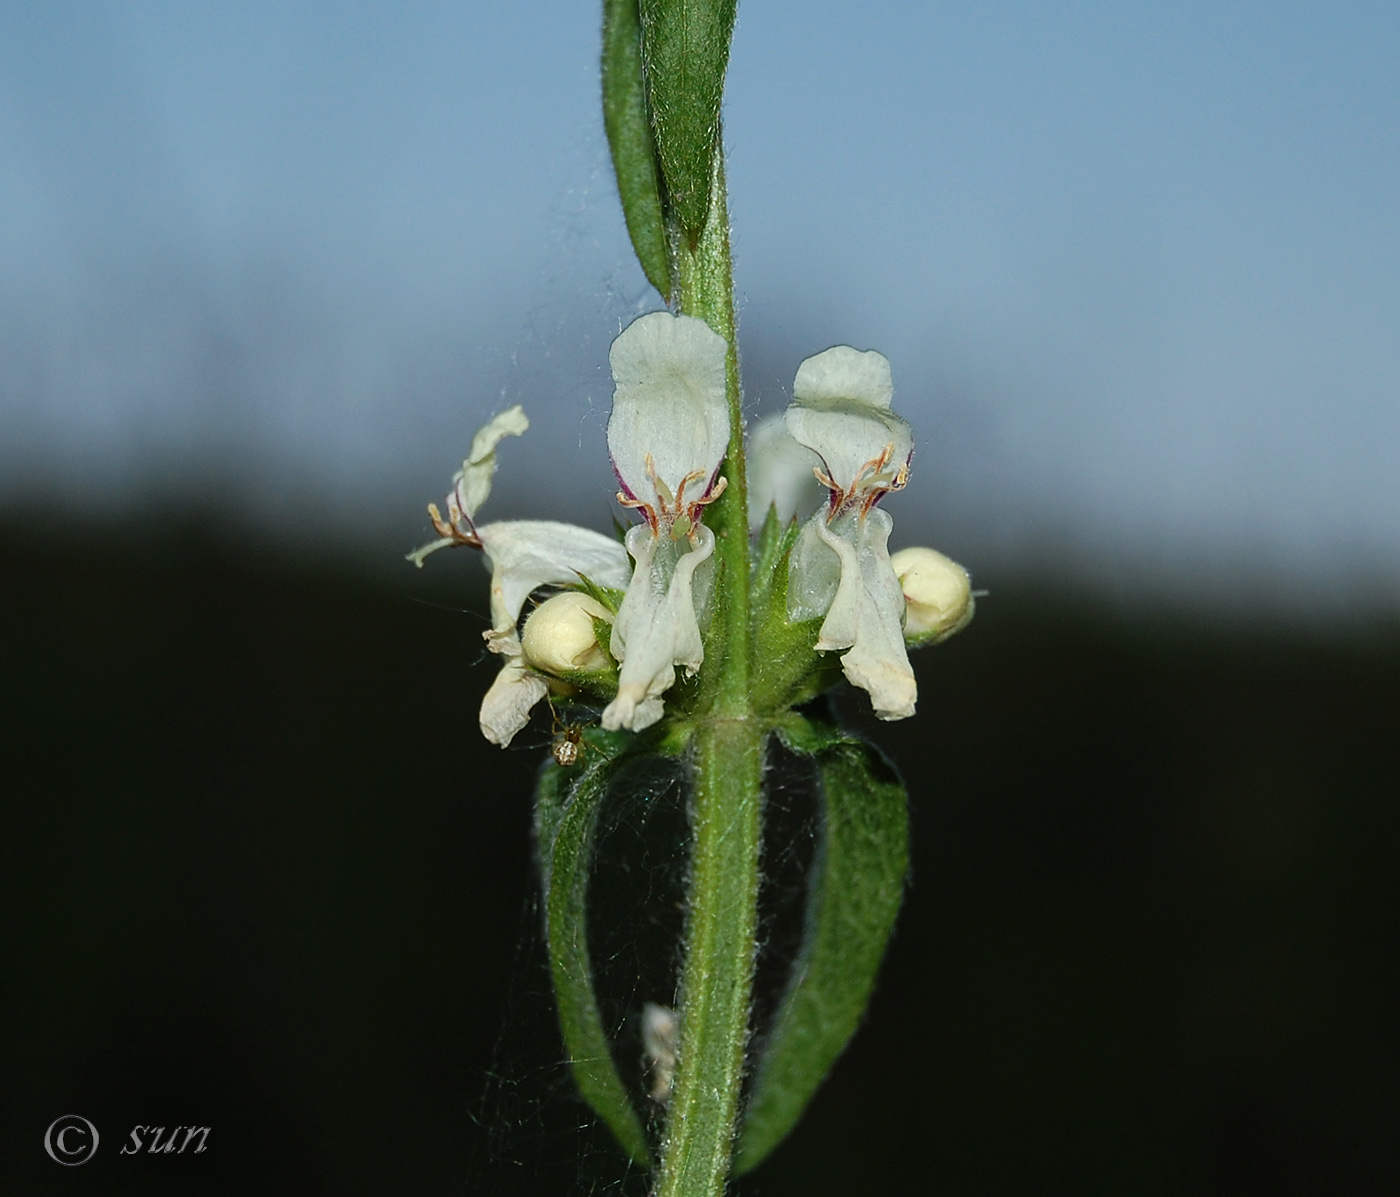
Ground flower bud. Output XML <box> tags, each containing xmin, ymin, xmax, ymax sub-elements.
<box><xmin>520</xmin><ymin>592</ymin><xmax>614</xmax><ymax>676</ymax></box>
<box><xmin>890</xmin><ymin>546</ymin><xmax>974</xmax><ymax>642</ymax></box>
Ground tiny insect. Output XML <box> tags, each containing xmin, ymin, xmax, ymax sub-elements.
<box><xmin>552</xmin><ymin>722</ymin><xmax>585</xmax><ymax>767</ymax></box>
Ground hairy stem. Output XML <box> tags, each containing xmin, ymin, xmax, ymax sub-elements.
<box><xmin>674</xmin><ymin>149</ymin><xmax>748</xmax><ymax>715</ymax></box>
<box><xmin>657</xmin><ymin>718</ymin><xmax>762</xmax><ymax>1197</ymax></box>
<box><xmin>659</xmin><ymin>147</ymin><xmax>761</xmax><ymax>1197</ymax></box>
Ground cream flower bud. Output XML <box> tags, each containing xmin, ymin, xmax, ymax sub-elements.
<box><xmin>891</xmin><ymin>547</ymin><xmax>974</xmax><ymax>642</ymax></box>
<box><xmin>520</xmin><ymin>592</ymin><xmax>614</xmax><ymax>676</ymax></box>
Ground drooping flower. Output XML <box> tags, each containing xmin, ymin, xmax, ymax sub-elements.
<box><xmin>602</xmin><ymin>312</ymin><xmax>730</xmax><ymax>732</ymax></box>
<box><xmin>408</xmin><ymin>405</ymin><xmax>631</xmax><ymax>745</ymax></box>
<box><xmin>783</xmin><ymin>346</ymin><xmax>917</xmax><ymax>720</ymax></box>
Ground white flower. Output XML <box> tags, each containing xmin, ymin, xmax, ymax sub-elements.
<box><xmin>601</xmin><ymin>312</ymin><xmax>730</xmax><ymax>732</ymax></box>
<box><xmin>408</xmin><ymin>406</ymin><xmax>631</xmax><ymax>746</ymax></box>
<box><xmin>783</xmin><ymin>346</ymin><xmax>917</xmax><ymax>720</ymax></box>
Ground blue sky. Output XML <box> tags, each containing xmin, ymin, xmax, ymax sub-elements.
<box><xmin>2</xmin><ymin>2</ymin><xmax>1397</xmax><ymax>607</ymax></box>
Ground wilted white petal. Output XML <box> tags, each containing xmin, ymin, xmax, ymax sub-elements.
<box><xmin>785</xmin><ymin>347</ymin><xmax>910</xmax><ymax>495</ymax></box>
<box><xmin>406</xmin><ymin>536</ymin><xmax>456</xmax><ymax>569</ymax></box>
<box><xmin>747</xmin><ymin>414</ymin><xmax>824</xmax><ymax>529</ymax></box>
<box><xmin>602</xmin><ymin>524</ymin><xmax>715</xmax><ymax>732</ymax></box>
<box><xmin>608</xmin><ymin>312</ymin><xmax>729</xmax><ymax>506</ymax></box>
<box><xmin>477</xmin><ymin>520</ymin><xmax>631</xmax><ymax>651</ymax></box>
<box><xmin>455</xmin><ymin>405</ymin><xmax>529</xmax><ymax>520</ymax></box>
<box><xmin>479</xmin><ymin>650</ymin><xmax>550</xmax><ymax>747</ymax></box>
<box><xmin>810</xmin><ymin>508</ymin><xmax>916</xmax><ymax>720</ymax></box>
<box><xmin>642</xmin><ymin>1002</ymin><xmax>680</xmax><ymax>1103</ymax></box>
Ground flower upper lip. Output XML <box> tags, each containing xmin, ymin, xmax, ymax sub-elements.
<box><xmin>607</xmin><ymin>311</ymin><xmax>730</xmax><ymax>535</ymax></box>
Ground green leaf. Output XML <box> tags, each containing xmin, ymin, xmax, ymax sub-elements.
<box><xmin>735</xmin><ymin>730</ymin><xmax>910</xmax><ymax>1173</ymax></box>
<box><xmin>748</xmin><ymin>503</ymin><xmax>790</xmax><ymax>596</ymax></box>
<box><xmin>639</xmin><ymin>0</ymin><xmax>738</xmax><ymax>245</ymax></box>
<box><xmin>535</xmin><ymin>751</ymin><xmax>652</xmax><ymax>1165</ymax></box>
<box><xmin>602</xmin><ymin>0</ymin><xmax>672</xmax><ymax>296</ymax></box>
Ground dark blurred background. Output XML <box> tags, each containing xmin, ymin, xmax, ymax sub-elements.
<box><xmin>4</xmin><ymin>516</ymin><xmax>1397</xmax><ymax>1194</ymax></box>
<box><xmin>4</xmin><ymin>2</ymin><xmax>1400</xmax><ymax>1191</ymax></box>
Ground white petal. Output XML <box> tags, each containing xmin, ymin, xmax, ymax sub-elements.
<box><xmin>476</xmin><ymin>519</ymin><xmax>631</xmax><ymax>650</ymax></box>
<box><xmin>479</xmin><ymin>651</ymin><xmax>550</xmax><ymax>747</ymax></box>
<box><xmin>786</xmin><ymin>514</ymin><xmax>842</xmax><ymax>622</ymax></box>
<box><xmin>602</xmin><ymin>523</ymin><xmax>715</xmax><ymax>732</ymax></box>
<box><xmin>794</xmin><ymin>345</ymin><xmax>894</xmax><ymax>410</ymax></box>
<box><xmin>607</xmin><ymin>312</ymin><xmax>729</xmax><ymax>505</ymax></box>
<box><xmin>405</xmin><ymin>535</ymin><xmax>455</xmax><ymax>569</ymax></box>
<box><xmin>785</xmin><ymin>347</ymin><xmax>911</xmax><ymax>492</ymax></box>
<box><xmin>454</xmin><ymin>405</ymin><xmax>529</xmax><ymax>520</ymax></box>
<box><xmin>747</xmin><ymin>414</ymin><xmax>824</xmax><ymax>529</ymax></box>
<box><xmin>812</xmin><ymin>508</ymin><xmax>917</xmax><ymax>721</ymax></box>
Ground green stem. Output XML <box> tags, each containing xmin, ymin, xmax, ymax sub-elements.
<box><xmin>657</xmin><ymin>718</ymin><xmax>762</xmax><ymax>1197</ymax></box>
<box><xmin>658</xmin><ymin>146</ymin><xmax>762</xmax><ymax>1197</ymax></box>
<box><xmin>674</xmin><ymin>149</ymin><xmax>749</xmax><ymax>714</ymax></box>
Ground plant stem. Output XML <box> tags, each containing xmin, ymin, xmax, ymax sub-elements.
<box><xmin>674</xmin><ymin>150</ymin><xmax>749</xmax><ymax>715</ymax></box>
<box><xmin>659</xmin><ymin>147</ymin><xmax>762</xmax><ymax>1197</ymax></box>
<box><xmin>657</xmin><ymin>718</ymin><xmax>762</xmax><ymax>1197</ymax></box>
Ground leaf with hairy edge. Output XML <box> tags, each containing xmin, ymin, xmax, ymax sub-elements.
<box><xmin>536</xmin><ymin>749</ymin><xmax>652</xmax><ymax>1166</ymax></box>
<box><xmin>735</xmin><ymin>724</ymin><xmax>910</xmax><ymax>1173</ymax></box>
<box><xmin>639</xmin><ymin>0</ymin><xmax>738</xmax><ymax>245</ymax></box>
<box><xmin>602</xmin><ymin>0</ymin><xmax>671</xmax><ymax>297</ymax></box>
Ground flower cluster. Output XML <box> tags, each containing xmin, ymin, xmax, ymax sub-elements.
<box><xmin>409</xmin><ymin>311</ymin><xmax>972</xmax><ymax>745</ymax></box>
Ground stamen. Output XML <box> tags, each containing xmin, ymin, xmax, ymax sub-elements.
<box><xmin>427</xmin><ymin>502</ymin><xmax>481</xmax><ymax>548</ymax></box>
<box><xmin>617</xmin><ymin>490</ymin><xmax>659</xmax><ymax>533</ymax></box>
<box><xmin>671</xmin><ymin>467</ymin><xmax>708</xmax><ymax>512</ymax></box>
<box><xmin>645</xmin><ymin>454</ymin><xmax>676</xmax><ymax>510</ymax></box>
<box><xmin>697</xmin><ymin>475</ymin><xmax>727</xmax><ymax>506</ymax></box>
<box><xmin>820</xmin><ymin>443</ymin><xmax>911</xmax><ymax>523</ymax></box>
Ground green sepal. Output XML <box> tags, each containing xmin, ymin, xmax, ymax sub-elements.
<box><xmin>735</xmin><ymin>722</ymin><xmax>910</xmax><ymax>1173</ymax></box>
<box><xmin>602</xmin><ymin>0</ymin><xmax>672</xmax><ymax>296</ymax></box>
<box><xmin>535</xmin><ymin>744</ymin><xmax>651</xmax><ymax>1166</ymax></box>
<box><xmin>748</xmin><ymin>510</ymin><xmax>840</xmax><ymax>713</ymax></box>
<box><xmin>571</xmin><ymin>572</ymin><xmax>627</xmax><ymax>616</ymax></box>
<box><xmin>639</xmin><ymin>0</ymin><xmax>738</xmax><ymax>246</ymax></box>
<box><xmin>549</xmin><ymin>666</ymin><xmax>618</xmax><ymax>702</ymax></box>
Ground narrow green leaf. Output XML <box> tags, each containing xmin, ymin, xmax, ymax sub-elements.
<box><xmin>602</xmin><ymin>0</ymin><xmax>672</xmax><ymax>296</ymax></box>
<box><xmin>735</xmin><ymin>732</ymin><xmax>910</xmax><ymax>1173</ymax></box>
<box><xmin>639</xmin><ymin>0</ymin><xmax>738</xmax><ymax>244</ymax></box>
<box><xmin>749</xmin><ymin>504</ymin><xmax>791</xmax><ymax>600</ymax></box>
<box><xmin>535</xmin><ymin>753</ymin><xmax>652</xmax><ymax>1165</ymax></box>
